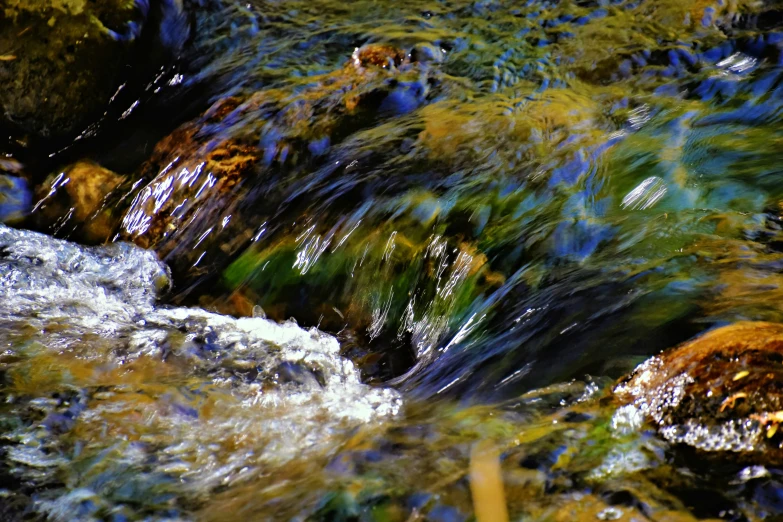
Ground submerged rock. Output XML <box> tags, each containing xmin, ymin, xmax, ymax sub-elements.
<box><xmin>0</xmin><ymin>224</ymin><xmax>399</xmax><ymax>518</ymax></box>
<box><xmin>614</xmin><ymin>322</ymin><xmax>783</xmax><ymax>462</ymax></box>
<box><xmin>0</xmin><ymin>167</ymin><xmax>31</xmax><ymax>224</ymax></box>
<box><xmin>27</xmin><ymin>0</ymin><xmax>783</xmax><ymax>396</ymax></box>
<box><xmin>116</xmin><ymin>43</ymin><xmax>435</xmax><ymax>272</ymax></box>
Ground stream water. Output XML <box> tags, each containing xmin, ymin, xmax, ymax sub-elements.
<box><xmin>4</xmin><ymin>0</ymin><xmax>783</xmax><ymax>519</ymax></box>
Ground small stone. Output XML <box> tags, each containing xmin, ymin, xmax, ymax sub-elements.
<box><xmin>33</xmin><ymin>161</ymin><xmax>125</xmax><ymax>242</ymax></box>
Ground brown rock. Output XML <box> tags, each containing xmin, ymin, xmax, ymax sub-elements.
<box><xmin>34</xmin><ymin>161</ymin><xmax>125</xmax><ymax>242</ymax></box>
<box><xmin>615</xmin><ymin>322</ymin><xmax>783</xmax><ymax>462</ymax></box>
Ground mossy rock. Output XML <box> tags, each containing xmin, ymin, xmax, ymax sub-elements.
<box><xmin>113</xmin><ymin>44</ymin><xmax>436</xmax><ymax>266</ymax></box>
<box><xmin>615</xmin><ymin>322</ymin><xmax>783</xmax><ymax>462</ymax></box>
<box><xmin>0</xmin><ymin>0</ymin><xmax>145</xmax><ymax>140</ymax></box>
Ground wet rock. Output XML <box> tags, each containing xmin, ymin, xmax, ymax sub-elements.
<box><xmin>0</xmin><ymin>1</ymin><xmax>149</xmax><ymax>140</ymax></box>
<box><xmin>118</xmin><ymin>114</ymin><xmax>257</xmax><ymax>260</ymax></box>
<box><xmin>33</xmin><ymin>161</ymin><xmax>125</xmax><ymax>242</ymax></box>
<box><xmin>542</xmin><ymin>492</ymin><xmax>699</xmax><ymax>522</ymax></box>
<box><xmin>0</xmin><ymin>0</ymin><xmax>192</xmax><ymax>144</ymax></box>
<box><xmin>615</xmin><ymin>322</ymin><xmax>783</xmax><ymax>462</ymax></box>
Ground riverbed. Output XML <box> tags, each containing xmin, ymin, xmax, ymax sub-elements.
<box><xmin>3</xmin><ymin>0</ymin><xmax>783</xmax><ymax>519</ymax></box>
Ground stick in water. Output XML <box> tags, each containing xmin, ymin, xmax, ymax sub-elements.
<box><xmin>469</xmin><ymin>440</ymin><xmax>509</xmax><ymax>522</ymax></box>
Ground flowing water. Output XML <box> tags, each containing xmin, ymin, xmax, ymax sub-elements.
<box><xmin>5</xmin><ymin>0</ymin><xmax>783</xmax><ymax>519</ymax></box>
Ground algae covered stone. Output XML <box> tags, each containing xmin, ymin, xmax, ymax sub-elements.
<box><xmin>615</xmin><ymin>322</ymin><xmax>783</xmax><ymax>462</ymax></box>
<box><xmin>0</xmin><ymin>0</ymin><xmax>146</xmax><ymax>139</ymax></box>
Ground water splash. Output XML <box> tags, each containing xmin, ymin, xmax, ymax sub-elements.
<box><xmin>0</xmin><ymin>224</ymin><xmax>400</xmax><ymax>519</ymax></box>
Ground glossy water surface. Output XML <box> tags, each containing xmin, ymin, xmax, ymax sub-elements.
<box><xmin>6</xmin><ymin>0</ymin><xmax>783</xmax><ymax>519</ymax></box>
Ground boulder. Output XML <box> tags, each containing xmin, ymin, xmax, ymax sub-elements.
<box><xmin>0</xmin><ymin>0</ymin><xmax>169</xmax><ymax>141</ymax></box>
